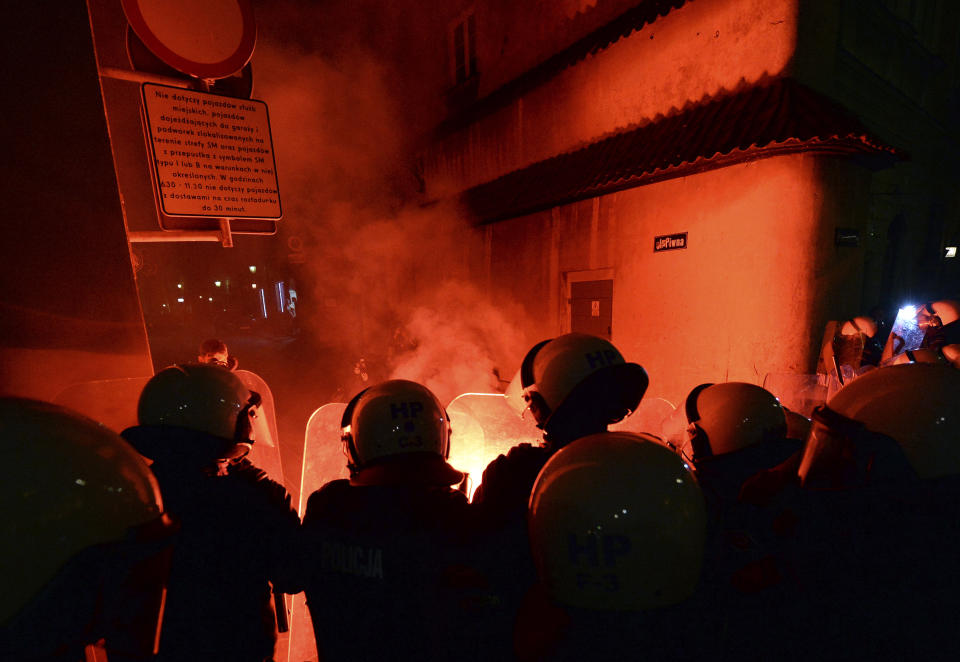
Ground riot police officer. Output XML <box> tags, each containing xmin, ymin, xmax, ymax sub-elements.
<box><xmin>121</xmin><ymin>364</ymin><xmax>299</xmax><ymax>662</ymax></box>
<box><xmin>1</xmin><ymin>397</ymin><xmax>177</xmax><ymax>661</ymax></box>
<box><xmin>516</xmin><ymin>431</ymin><xmax>711</xmax><ymax>660</ymax></box>
<box><xmin>472</xmin><ymin>333</ymin><xmax>648</xmax><ymax>520</ymax></box>
<box><xmin>297</xmin><ymin>380</ymin><xmax>487</xmax><ymax>660</ymax></box>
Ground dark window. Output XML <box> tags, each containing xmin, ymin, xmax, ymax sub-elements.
<box><xmin>454</xmin><ymin>23</ymin><xmax>467</xmax><ymax>83</ymax></box>
<box><xmin>467</xmin><ymin>14</ymin><xmax>477</xmax><ymax>78</ymax></box>
<box><xmin>452</xmin><ymin>13</ymin><xmax>477</xmax><ymax>84</ymax></box>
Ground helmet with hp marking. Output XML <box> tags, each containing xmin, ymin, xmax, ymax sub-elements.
<box><xmin>508</xmin><ymin>333</ymin><xmax>648</xmax><ymax>434</ymax></box>
<box><xmin>341</xmin><ymin>380</ymin><xmax>461</xmax><ymax>485</ymax></box>
<box><xmin>528</xmin><ymin>431</ymin><xmax>706</xmax><ymax>609</ymax></box>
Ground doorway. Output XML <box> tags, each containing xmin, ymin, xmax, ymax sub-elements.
<box><xmin>567</xmin><ymin>270</ymin><xmax>613</xmax><ymax>340</ymax></box>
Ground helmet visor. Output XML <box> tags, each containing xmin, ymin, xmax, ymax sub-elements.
<box><xmin>797</xmin><ymin>405</ymin><xmax>862</xmax><ymax>489</ymax></box>
<box><xmin>238</xmin><ymin>391</ymin><xmax>273</xmax><ymax>447</ymax></box>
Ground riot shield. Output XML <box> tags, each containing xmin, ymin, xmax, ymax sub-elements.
<box><xmin>234</xmin><ymin>369</ymin><xmax>285</xmax><ymax>487</ymax></box>
<box><xmin>880</xmin><ymin>305</ymin><xmax>927</xmax><ymax>363</ymax></box>
<box><xmin>609</xmin><ymin>397</ymin><xmax>677</xmax><ymax>441</ymax></box>
<box><xmin>53</xmin><ymin>376</ymin><xmax>151</xmax><ymax>434</ymax></box>
<box><xmin>297</xmin><ymin>403</ymin><xmax>350</xmax><ymax>512</ymax></box>
<box><xmin>815</xmin><ymin>321</ymin><xmax>862</xmax><ymax>385</ymax></box>
<box><xmin>446</xmin><ymin>392</ymin><xmax>542</xmax><ymax>501</ymax></box>
<box><xmin>762</xmin><ymin>372</ymin><xmax>837</xmax><ymax>418</ymax></box>
<box><xmin>287</xmin><ymin>402</ymin><xmax>348</xmax><ymax>662</ymax></box>
<box><xmin>225</xmin><ymin>371</ymin><xmax>290</xmax><ymax>661</ymax></box>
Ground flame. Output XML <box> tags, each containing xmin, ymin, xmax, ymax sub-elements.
<box><xmin>446</xmin><ymin>393</ymin><xmax>542</xmax><ymax>501</ymax></box>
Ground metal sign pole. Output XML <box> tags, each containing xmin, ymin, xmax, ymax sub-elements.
<box><xmin>219</xmin><ymin>218</ymin><xmax>234</xmax><ymax>247</ymax></box>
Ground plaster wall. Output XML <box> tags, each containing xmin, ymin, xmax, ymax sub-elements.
<box><xmin>485</xmin><ymin>153</ymin><xmax>869</xmax><ymax>405</ymax></box>
<box><xmin>426</xmin><ymin>0</ymin><xmax>800</xmax><ymax>194</ymax></box>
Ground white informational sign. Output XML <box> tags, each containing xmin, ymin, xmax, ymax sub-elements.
<box><xmin>141</xmin><ymin>83</ymin><xmax>282</xmax><ymax>219</ymax></box>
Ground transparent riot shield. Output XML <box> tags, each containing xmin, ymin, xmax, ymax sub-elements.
<box><xmin>816</xmin><ymin>321</ymin><xmax>863</xmax><ymax>385</ymax></box>
<box><xmin>832</xmin><ymin>332</ymin><xmax>866</xmax><ymax>373</ymax></box>
<box><xmin>815</xmin><ymin>321</ymin><xmax>840</xmax><ymax>377</ymax></box>
<box><xmin>297</xmin><ymin>403</ymin><xmax>350</xmax><ymax>512</ymax></box>
<box><xmin>234</xmin><ymin>370</ymin><xmax>284</xmax><ymax>487</ymax></box>
<box><xmin>880</xmin><ymin>305</ymin><xmax>927</xmax><ymax>363</ymax></box>
<box><xmin>287</xmin><ymin>402</ymin><xmax>349</xmax><ymax>662</ymax></box>
<box><xmin>233</xmin><ymin>370</ymin><xmax>289</xmax><ymax>658</ymax></box>
<box><xmin>762</xmin><ymin>372</ymin><xmax>837</xmax><ymax>419</ymax></box>
<box><xmin>446</xmin><ymin>392</ymin><xmax>542</xmax><ymax>501</ymax></box>
<box><xmin>53</xmin><ymin>376</ymin><xmax>152</xmax><ymax>434</ymax></box>
<box><xmin>609</xmin><ymin>397</ymin><xmax>677</xmax><ymax>442</ymax></box>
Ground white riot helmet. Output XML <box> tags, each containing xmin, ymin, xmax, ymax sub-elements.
<box><xmin>508</xmin><ymin>333</ymin><xmax>648</xmax><ymax>430</ymax></box>
<box><xmin>1</xmin><ymin>398</ymin><xmax>176</xmax><ymax>658</ymax></box>
<box><xmin>528</xmin><ymin>431</ymin><xmax>706</xmax><ymax>610</ymax></box>
<box><xmin>341</xmin><ymin>380</ymin><xmax>462</xmax><ymax>485</ymax></box>
<box><xmin>920</xmin><ymin>300</ymin><xmax>960</xmax><ymax>327</ymax></box>
<box><xmin>883</xmin><ymin>347</ymin><xmax>948</xmax><ymax>367</ymax></box>
<box><xmin>123</xmin><ymin>364</ymin><xmax>266</xmax><ymax>464</ymax></box>
<box><xmin>678</xmin><ymin>382</ymin><xmax>787</xmax><ymax>463</ymax></box>
<box><xmin>839</xmin><ymin>316</ymin><xmax>878</xmax><ymax>338</ymax></box>
<box><xmin>799</xmin><ymin>363</ymin><xmax>960</xmax><ymax>487</ymax></box>
<box><xmin>941</xmin><ymin>344</ymin><xmax>960</xmax><ymax>369</ymax></box>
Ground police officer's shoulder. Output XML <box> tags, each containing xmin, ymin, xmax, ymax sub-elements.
<box><xmin>483</xmin><ymin>443</ymin><xmax>548</xmax><ymax>473</ymax></box>
<box><xmin>486</xmin><ymin>443</ymin><xmax>549</xmax><ymax>480</ymax></box>
<box><xmin>700</xmin><ymin>436</ymin><xmax>801</xmax><ymax>472</ymax></box>
<box><xmin>423</xmin><ymin>484</ymin><xmax>471</xmax><ymax>514</ymax></box>
<box><xmin>505</xmin><ymin>442</ymin><xmax>549</xmax><ymax>462</ymax></box>
<box><xmin>229</xmin><ymin>459</ymin><xmax>285</xmax><ymax>492</ymax></box>
<box><xmin>311</xmin><ymin>478</ymin><xmax>352</xmax><ymax>496</ymax></box>
<box><xmin>303</xmin><ymin>479</ymin><xmax>352</xmax><ymax>518</ymax></box>
<box><xmin>227</xmin><ymin>459</ymin><xmax>296</xmax><ymax>510</ymax></box>
<box><xmin>474</xmin><ymin>443</ymin><xmax>550</xmax><ymax>509</ymax></box>
<box><xmin>228</xmin><ymin>457</ymin><xmax>268</xmax><ymax>481</ymax></box>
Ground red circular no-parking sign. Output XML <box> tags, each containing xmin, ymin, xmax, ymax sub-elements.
<box><xmin>121</xmin><ymin>0</ymin><xmax>256</xmax><ymax>79</ymax></box>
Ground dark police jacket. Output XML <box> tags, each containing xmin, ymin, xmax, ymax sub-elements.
<box><xmin>148</xmin><ymin>458</ymin><xmax>299</xmax><ymax>662</ymax></box>
<box><xmin>299</xmin><ymin>479</ymin><xmax>486</xmax><ymax>661</ymax></box>
<box><xmin>472</xmin><ymin>443</ymin><xmax>551</xmax><ymax>525</ymax></box>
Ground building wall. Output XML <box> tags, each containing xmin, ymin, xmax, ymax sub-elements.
<box><xmin>468</xmin><ymin>0</ymin><xmax>650</xmax><ymax>95</ymax></box>
<box><xmin>485</xmin><ymin>153</ymin><xmax>870</xmax><ymax>404</ymax></box>
<box><xmin>426</xmin><ymin>0</ymin><xmax>800</xmax><ymax>193</ymax></box>
<box><xmin>795</xmin><ymin>0</ymin><xmax>960</xmax><ymax>303</ymax></box>
<box><xmin>425</xmin><ymin>0</ymin><xmax>960</xmax><ymax>397</ymax></box>
<box><xmin>0</xmin><ymin>3</ymin><xmax>154</xmax><ymax>401</ymax></box>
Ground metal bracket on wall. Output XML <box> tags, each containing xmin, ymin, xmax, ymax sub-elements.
<box><xmin>126</xmin><ymin>218</ymin><xmax>235</xmax><ymax>247</ymax></box>
<box><xmin>99</xmin><ymin>66</ymin><xmax>193</xmax><ymax>89</ymax></box>
<box><xmin>127</xmin><ymin>231</ymin><xmax>222</xmax><ymax>243</ymax></box>
<box><xmin>219</xmin><ymin>219</ymin><xmax>234</xmax><ymax>247</ymax></box>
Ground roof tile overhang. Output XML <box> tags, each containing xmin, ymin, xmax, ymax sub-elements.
<box><xmin>438</xmin><ymin>0</ymin><xmax>691</xmax><ymax>136</ymax></box>
<box><xmin>461</xmin><ymin>77</ymin><xmax>905</xmax><ymax>225</ymax></box>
